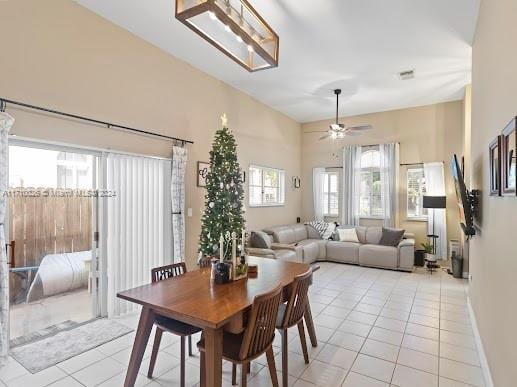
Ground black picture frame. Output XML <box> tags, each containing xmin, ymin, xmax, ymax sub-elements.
<box><xmin>489</xmin><ymin>136</ymin><xmax>502</xmax><ymax>196</ymax></box>
<box><xmin>501</xmin><ymin>117</ymin><xmax>516</xmax><ymax>196</ymax></box>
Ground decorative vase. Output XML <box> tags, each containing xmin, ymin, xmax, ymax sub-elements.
<box><xmin>214</xmin><ymin>261</ymin><xmax>231</xmax><ymax>284</ymax></box>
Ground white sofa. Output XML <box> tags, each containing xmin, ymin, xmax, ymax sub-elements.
<box><xmin>248</xmin><ymin>224</ymin><xmax>415</xmax><ymax>271</ymax></box>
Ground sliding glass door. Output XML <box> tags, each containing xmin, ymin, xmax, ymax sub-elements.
<box><xmin>7</xmin><ymin>140</ymin><xmax>102</xmax><ymax>344</ymax></box>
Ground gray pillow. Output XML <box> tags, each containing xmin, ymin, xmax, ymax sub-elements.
<box><xmin>379</xmin><ymin>227</ymin><xmax>405</xmax><ymax>247</ymax></box>
<box><xmin>249</xmin><ymin>231</ymin><xmax>271</xmax><ymax>249</ymax></box>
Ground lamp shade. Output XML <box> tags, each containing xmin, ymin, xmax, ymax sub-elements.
<box><xmin>423</xmin><ymin>195</ymin><xmax>446</xmax><ymax>209</ymax></box>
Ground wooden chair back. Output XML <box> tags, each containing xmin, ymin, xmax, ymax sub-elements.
<box><xmin>151</xmin><ymin>262</ymin><xmax>187</xmax><ymax>283</ymax></box>
<box><xmin>281</xmin><ymin>268</ymin><xmax>312</xmax><ymax>328</ymax></box>
<box><xmin>239</xmin><ymin>285</ymin><xmax>283</xmax><ymax>360</ymax></box>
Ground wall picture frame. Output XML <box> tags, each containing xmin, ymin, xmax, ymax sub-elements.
<box><xmin>197</xmin><ymin>161</ymin><xmax>210</xmax><ymax>187</ymax></box>
<box><xmin>501</xmin><ymin>117</ymin><xmax>516</xmax><ymax>196</ymax></box>
<box><xmin>489</xmin><ymin>136</ymin><xmax>502</xmax><ymax>196</ymax></box>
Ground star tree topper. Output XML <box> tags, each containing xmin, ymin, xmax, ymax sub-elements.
<box><xmin>220</xmin><ymin>113</ymin><xmax>228</xmax><ymax>128</ymax></box>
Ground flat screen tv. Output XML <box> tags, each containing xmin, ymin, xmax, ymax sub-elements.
<box><xmin>451</xmin><ymin>154</ymin><xmax>476</xmax><ymax>236</ymax></box>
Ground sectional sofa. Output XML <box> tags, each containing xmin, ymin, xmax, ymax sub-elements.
<box><xmin>248</xmin><ymin>224</ymin><xmax>415</xmax><ymax>271</ymax></box>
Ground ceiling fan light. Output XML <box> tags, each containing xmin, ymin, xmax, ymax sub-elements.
<box><xmin>331</xmin><ymin>132</ymin><xmax>338</xmax><ymax>140</ymax></box>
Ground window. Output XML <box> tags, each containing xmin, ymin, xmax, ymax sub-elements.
<box><xmin>249</xmin><ymin>165</ymin><xmax>285</xmax><ymax>206</ymax></box>
<box><xmin>323</xmin><ymin>172</ymin><xmax>339</xmax><ymax>216</ymax></box>
<box><xmin>407</xmin><ymin>167</ymin><xmax>427</xmax><ymax>219</ymax></box>
<box><xmin>358</xmin><ymin>148</ymin><xmax>383</xmax><ymax>217</ymax></box>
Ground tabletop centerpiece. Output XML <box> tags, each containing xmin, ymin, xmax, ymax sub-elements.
<box><xmin>199</xmin><ymin>114</ymin><xmax>248</xmax><ymax>283</ymax></box>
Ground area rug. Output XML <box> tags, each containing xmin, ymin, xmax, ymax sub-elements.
<box><xmin>10</xmin><ymin>318</ymin><xmax>133</xmax><ymax>373</ymax></box>
<box><xmin>10</xmin><ymin>320</ymin><xmax>78</xmax><ymax>348</ymax></box>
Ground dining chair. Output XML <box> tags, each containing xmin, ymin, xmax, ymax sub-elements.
<box><xmin>198</xmin><ymin>285</ymin><xmax>283</xmax><ymax>387</ymax></box>
<box><xmin>276</xmin><ymin>268</ymin><xmax>313</xmax><ymax>387</ymax></box>
<box><xmin>148</xmin><ymin>263</ymin><xmax>202</xmax><ymax>386</ymax></box>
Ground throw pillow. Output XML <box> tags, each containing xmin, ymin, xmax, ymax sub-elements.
<box><xmin>249</xmin><ymin>231</ymin><xmax>271</xmax><ymax>249</ymax></box>
<box><xmin>305</xmin><ymin>221</ymin><xmax>335</xmax><ymax>240</ymax></box>
<box><xmin>379</xmin><ymin>227</ymin><xmax>405</xmax><ymax>247</ymax></box>
<box><xmin>337</xmin><ymin>228</ymin><xmax>360</xmax><ymax>243</ymax></box>
<box><xmin>322</xmin><ymin>222</ymin><xmax>336</xmax><ymax>240</ymax></box>
<box><xmin>305</xmin><ymin>221</ymin><xmax>328</xmax><ymax>237</ymax></box>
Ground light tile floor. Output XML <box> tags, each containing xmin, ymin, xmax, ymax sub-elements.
<box><xmin>9</xmin><ymin>289</ymin><xmax>93</xmax><ymax>340</ymax></box>
<box><xmin>0</xmin><ymin>262</ymin><xmax>486</xmax><ymax>387</ymax></box>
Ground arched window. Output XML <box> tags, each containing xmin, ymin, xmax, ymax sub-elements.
<box><xmin>358</xmin><ymin>147</ymin><xmax>383</xmax><ymax>217</ymax></box>
<box><xmin>360</xmin><ymin>149</ymin><xmax>381</xmax><ymax>169</ymax></box>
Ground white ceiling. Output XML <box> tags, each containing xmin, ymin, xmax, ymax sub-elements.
<box><xmin>75</xmin><ymin>0</ymin><xmax>480</xmax><ymax>123</ymax></box>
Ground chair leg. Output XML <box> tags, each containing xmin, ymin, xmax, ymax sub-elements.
<box><xmin>180</xmin><ymin>336</ymin><xmax>186</xmax><ymax>387</ymax></box>
<box><xmin>266</xmin><ymin>346</ymin><xmax>279</xmax><ymax>387</ymax></box>
<box><xmin>304</xmin><ymin>301</ymin><xmax>318</xmax><ymax>347</ymax></box>
<box><xmin>241</xmin><ymin>362</ymin><xmax>248</xmax><ymax>387</ymax></box>
<box><xmin>297</xmin><ymin>321</ymin><xmax>309</xmax><ymax>364</ymax></box>
<box><xmin>147</xmin><ymin>328</ymin><xmax>163</xmax><ymax>378</ymax></box>
<box><xmin>232</xmin><ymin>363</ymin><xmax>237</xmax><ymax>385</ymax></box>
<box><xmin>200</xmin><ymin>351</ymin><xmax>206</xmax><ymax>387</ymax></box>
<box><xmin>188</xmin><ymin>335</ymin><xmax>193</xmax><ymax>356</ymax></box>
<box><xmin>280</xmin><ymin>329</ymin><xmax>288</xmax><ymax>387</ymax></box>
<box><xmin>246</xmin><ymin>362</ymin><xmax>250</xmax><ymax>374</ymax></box>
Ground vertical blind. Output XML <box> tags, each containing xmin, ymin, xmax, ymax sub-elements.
<box><xmin>106</xmin><ymin>153</ymin><xmax>172</xmax><ymax>317</ymax></box>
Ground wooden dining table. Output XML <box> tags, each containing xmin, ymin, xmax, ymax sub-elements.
<box><xmin>117</xmin><ymin>256</ymin><xmax>318</xmax><ymax>387</ymax></box>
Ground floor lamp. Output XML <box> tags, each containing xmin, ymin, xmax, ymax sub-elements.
<box><xmin>423</xmin><ymin>195</ymin><xmax>446</xmax><ymax>257</ymax></box>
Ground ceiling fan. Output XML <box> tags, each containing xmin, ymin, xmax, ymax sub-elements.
<box><xmin>308</xmin><ymin>89</ymin><xmax>372</xmax><ymax>140</ymax></box>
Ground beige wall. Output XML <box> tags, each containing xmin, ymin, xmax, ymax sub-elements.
<box><xmin>470</xmin><ymin>0</ymin><xmax>517</xmax><ymax>384</ymax></box>
<box><xmin>301</xmin><ymin>101</ymin><xmax>464</xmax><ymax>250</ymax></box>
<box><xmin>0</xmin><ymin>0</ymin><xmax>302</xmax><ymax>269</ymax></box>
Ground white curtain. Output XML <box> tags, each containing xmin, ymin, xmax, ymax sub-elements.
<box><xmin>171</xmin><ymin>146</ymin><xmax>187</xmax><ymax>263</ymax></box>
<box><xmin>0</xmin><ymin>112</ymin><xmax>14</xmax><ymax>365</ymax></box>
<box><xmin>312</xmin><ymin>167</ymin><xmax>325</xmax><ymax>221</ymax></box>
<box><xmin>424</xmin><ymin>162</ymin><xmax>447</xmax><ymax>259</ymax></box>
<box><xmin>379</xmin><ymin>143</ymin><xmax>399</xmax><ymax>227</ymax></box>
<box><xmin>106</xmin><ymin>153</ymin><xmax>172</xmax><ymax>317</ymax></box>
<box><xmin>342</xmin><ymin>145</ymin><xmax>361</xmax><ymax>226</ymax></box>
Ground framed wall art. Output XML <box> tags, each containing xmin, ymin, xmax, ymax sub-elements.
<box><xmin>197</xmin><ymin>161</ymin><xmax>210</xmax><ymax>187</ymax></box>
<box><xmin>489</xmin><ymin>136</ymin><xmax>502</xmax><ymax>196</ymax></box>
<box><xmin>501</xmin><ymin>117</ymin><xmax>516</xmax><ymax>196</ymax></box>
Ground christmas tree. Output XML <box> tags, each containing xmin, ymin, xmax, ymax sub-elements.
<box><xmin>199</xmin><ymin>114</ymin><xmax>245</xmax><ymax>260</ymax></box>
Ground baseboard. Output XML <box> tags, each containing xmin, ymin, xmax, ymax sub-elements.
<box><xmin>467</xmin><ymin>297</ymin><xmax>494</xmax><ymax>387</ymax></box>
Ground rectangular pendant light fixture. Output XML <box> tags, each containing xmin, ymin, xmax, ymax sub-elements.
<box><xmin>175</xmin><ymin>0</ymin><xmax>279</xmax><ymax>72</ymax></box>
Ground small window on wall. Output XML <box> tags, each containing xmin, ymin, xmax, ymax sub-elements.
<box><xmin>249</xmin><ymin>165</ymin><xmax>285</xmax><ymax>207</ymax></box>
<box><xmin>323</xmin><ymin>172</ymin><xmax>339</xmax><ymax>216</ymax></box>
<box><xmin>407</xmin><ymin>167</ymin><xmax>427</xmax><ymax>219</ymax></box>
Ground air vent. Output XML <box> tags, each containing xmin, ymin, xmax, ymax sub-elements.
<box><xmin>399</xmin><ymin>70</ymin><xmax>415</xmax><ymax>80</ymax></box>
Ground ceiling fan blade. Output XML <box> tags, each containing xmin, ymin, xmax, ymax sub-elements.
<box><xmin>347</xmin><ymin>125</ymin><xmax>372</xmax><ymax>131</ymax></box>
<box><xmin>304</xmin><ymin>130</ymin><xmax>329</xmax><ymax>134</ymax></box>
<box><xmin>319</xmin><ymin>134</ymin><xmax>331</xmax><ymax>140</ymax></box>
<box><xmin>345</xmin><ymin>131</ymin><xmax>363</xmax><ymax>137</ymax></box>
